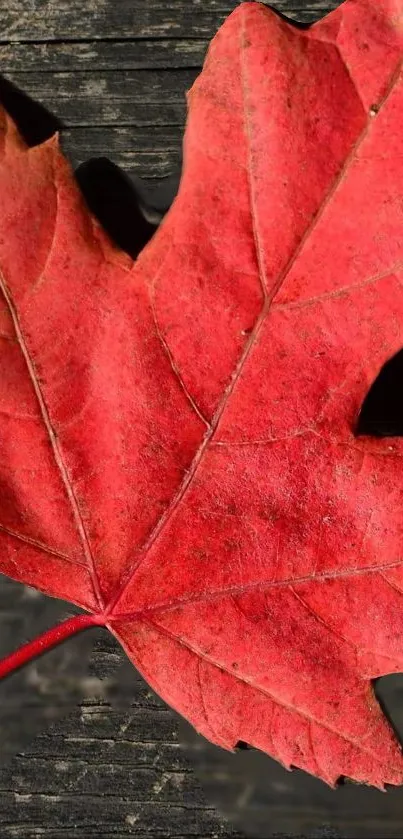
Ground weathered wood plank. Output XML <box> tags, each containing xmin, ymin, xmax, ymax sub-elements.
<box><xmin>5</xmin><ymin>69</ymin><xmax>198</xmax><ymax>127</ymax></box>
<box><xmin>0</xmin><ymin>39</ymin><xmax>208</xmax><ymax>73</ymax></box>
<box><xmin>60</xmin><ymin>126</ymin><xmax>183</xmax><ymax>177</ymax></box>
<box><xmin>0</xmin><ymin>1</ymin><xmax>340</xmax><ymax>42</ymax></box>
<box><xmin>22</xmin><ymin>706</ymin><xmax>181</xmax><ymax>743</ymax></box>
<box><xmin>0</xmin><ymin>796</ymin><xmax>223</xmax><ymax>839</ymax></box>
<box><xmin>0</xmin><ymin>759</ymin><xmax>199</xmax><ymax>803</ymax></box>
<box><xmin>23</xmin><ymin>737</ymin><xmax>185</xmax><ymax>766</ymax></box>
<box><xmin>0</xmin><ymin>584</ymin><xmax>230</xmax><ymax>839</ymax></box>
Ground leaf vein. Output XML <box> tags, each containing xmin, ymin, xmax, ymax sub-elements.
<box><xmin>140</xmin><ymin>617</ymin><xmax>398</xmax><ymax>769</ymax></box>
<box><xmin>149</xmin><ymin>289</ymin><xmax>210</xmax><ymax>428</ymax></box>
<box><xmin>107</xmin><ymin>22</ymin><xmax>403</xmax><ymax>617</ymax></box>
<box><xmin>0</xmin><ymin>269</ymin><xmax>104</xmax><ymax>610</ymax></box>
<box><xmin>0</xmin><ymin>522</ymin><xmax>87</xmax><ymax>567</ymax></box>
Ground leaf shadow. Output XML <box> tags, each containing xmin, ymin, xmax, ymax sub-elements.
<box><xmin>375</xmin><ymin>674</ymin><xmax>403</xmax><ymax>751</ymax></box>
<box><xmin>0</xmin><ymin>74</ymin><xmax>180</xmax><ymax>261</ymax></box>
<box><xmin>0</xmin><ymin>74</ymin><xmax>62</xmax><ymax>146</ymax></box>
<box><xmin>179</xmin><ymin>708</ymin><xmax>403</xmax><ymax>839</ymax></box>
<box><xmin>356</xmin><ymin>349</ymin><xmax>403</xmax><ymax>437</ymax></box>
<box><xmin>76</xmin><ymin>157</ymin><xmax>179</xmax><ymax>260</ymax></box>
<box><xmin>263</xmin><ymin>0</ymin><xmax>341</xmax><ymax>25</ymax></box>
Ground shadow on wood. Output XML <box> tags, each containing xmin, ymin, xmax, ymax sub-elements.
<box><xmin>76</xmin><ymin>158</ymin><xmax>180</xmax><ymax>259</ymax></box>
<box><xmin>0</xmin><ymin>74</ymin><xmax>62</xmax><ymax>145</ymax></box>
<box><xmin>0</xmin><ymin>74</ymin><xmax>180</xmax><ymax>259</ymax></box>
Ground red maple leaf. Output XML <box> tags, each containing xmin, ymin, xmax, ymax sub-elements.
<box><xmin>1</xmin><ymin>0</ymin><xmax>403</xmax><ymax>787</ymax></box>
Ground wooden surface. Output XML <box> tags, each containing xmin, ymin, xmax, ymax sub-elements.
<box><xmin>0</xmin><ymin>0</ymin><xmax>339</xmax><ymax>180</ymax></box>
<box><xmin>3</xmin><ymin>2</ymin><xmax>402</xmax><ymax>838</ymax></box>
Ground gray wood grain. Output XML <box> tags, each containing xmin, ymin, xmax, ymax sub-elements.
<box><xmin>61</xmin><ymin>126</ymin><xmax>184</xmax><ymax>177</ymax></box>
<box><xmin>0</xmin><ymin>0</ymin><xmax>340</xmax><ymax>181</ymax></box>
<box><xmin>7</xmin><ymin>68</ymin><xmax>198</xmax><ymax>126</ymax></box>
<box><xmin>0</xmin><ymin>581</ymin><xmax>232</xmax><ymax>839</ymax></box>
<box><xmin>0</xmin><ymin>1</ymin><xmax>339</xmax><ymax>42</ymax></box>
<box><xmin>0</xmin><ymin>39</ymin><xmax>208</xmax><ymax>73</ymax></box>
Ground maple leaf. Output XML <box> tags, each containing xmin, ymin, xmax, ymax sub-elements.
<box><xmin>1</xmin><ymin>0</ymin><xmax>403</xmax><ymax>788</ymax></box>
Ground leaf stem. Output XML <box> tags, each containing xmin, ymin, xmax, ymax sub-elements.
<box><xmin>0</xmin><ymin>613</ymin><xmax>105</xmax><ymax>680</ymax></box>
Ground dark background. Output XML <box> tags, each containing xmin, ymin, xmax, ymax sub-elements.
<box><xmin>2</xmin><ymin>2</ymin><xmax>403</xmax><ymax>838</ymax></box>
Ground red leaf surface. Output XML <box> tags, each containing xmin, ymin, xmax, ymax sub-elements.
<box><xmin>1</xmin><ymin>0</ymin><xmax>403</xmax><ymax>788</ymax></box>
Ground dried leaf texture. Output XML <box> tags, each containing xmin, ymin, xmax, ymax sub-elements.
<box><xmin>1</xmin><ymin>0</ymin><xmax>403</xmax><ymax>787</ymax></box>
